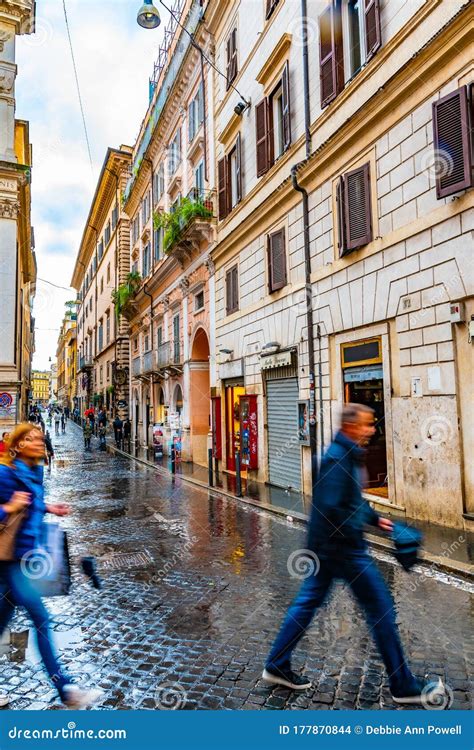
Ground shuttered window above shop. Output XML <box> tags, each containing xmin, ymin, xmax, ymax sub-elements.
<box><xmin>432</xmin><ymin>85</ymin><xmax>473</xmax><ymax>199</ymax></box>
<box><xmin>255</xmin><ymin>62</ymin><xmax>291</xmax><ymax>176</ymax></box>
<box><xmin>337</xmin><ymin>162</ymin><xmax>372</xmax><ymax>255</ymax></box>
<box><xmin>226</xmin><ymin>28</ymin><xmax>238</xmax><ymax>89</ymax></box>
<box><xmin>225</xmin><ymin>265</ymin><xmax>239</xmax><ymax>315</ymax></box>
<box><xmin>267</xmin><ymin>228</ymin><xmax>287</xmax><ymax>293</ymax></box>
<box><xmin>319</xmin><ymin>1</ymin><xmax>344</xmax><ymax>107</ymax></box>
<box><xmin>217</xmin><ymin>133</ymin><xmax>242</xmax><ymax>220</ymax></box>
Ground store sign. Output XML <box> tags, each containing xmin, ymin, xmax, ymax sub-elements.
<box><xmin>343</xmin><ymin>367</ymin><xmax>383</xmax><ymax>383</ymax></box>
<box><xmin>260</xmin><ymin>350</ymin><xmax>292</xmax><ymax>370</ymax></box>
<box><xmin>219</xmin><ymin>358</ymin><xmax>244</xmax><ymax>380</ymax></box>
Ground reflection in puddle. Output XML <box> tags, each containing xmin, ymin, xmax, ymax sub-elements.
<box><xmin>0</xmin><ymin>627</ymin><xmax>83</xmax><ymax>666</ymax></box>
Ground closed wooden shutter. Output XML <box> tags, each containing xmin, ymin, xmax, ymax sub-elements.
<box><xmin>343</xmin><ymin>163</ymin><xmax>372</xmax><ymax>252</ymax></box>
<box><xmin>226</xmin><ymin>29</ymin><xmax>237</xmax><ymax>89</ymax></box>
<box><xmin>281</xmin><ymin>61</ymin><xmax>291</xmax><ymax>151</ymax></box>
<box><xmin>319</xmin><ymin>1</ymin><xmax>343</xmax><ymax>108</ymax></box>
<box><xmin>256</xmin><ymin>99</ymin><xmax>269</xmax><ymax>177</ymax></box>
<box><xmin>235</xmin><ymin>132</ymin><xmax>242</xmax><ymax>203</ymax></box>
<box><xmin>218</xmin><ymin>157</ymin><xmax>228</xmax><ymax>220</ymax></box>
<box><xmin>226</xmin><ymin>265</ymin><xmax>239</xmax><ymax>315</ymax></box>
<box><xmin>364</xmin><ymin>0</ymin><xmax>381</xmax><ymax>60</ymax></box>
<box><xmin>336</xmin><ymin>176</ymin><xmax>347</xmax><ymax>256</ymax></box>
<box><xmin>268</xmin><ymin>229</ymin><xmax>287</xmax><ymax>292</ymax></box>
<box><xmin>432</xmin><ymin>86</ymin><xmax>473</xmax><ymax>199</ymax></box>
<box><xmin>188</xmin><ymin>99</ymin><xmax>195</xmax><ymax>143</ymax></box>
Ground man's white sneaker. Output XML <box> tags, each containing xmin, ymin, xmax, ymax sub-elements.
<box><xmin>62</xmin><ymin>685</ymin><xmax>104</xmax><ymax>709</ymax></box>
<box><xmin>0</xmin><ymin>693</ymin><xmax>9</xmax><ymax>708</ymax></box>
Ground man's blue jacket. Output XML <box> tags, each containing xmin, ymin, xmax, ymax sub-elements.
<box><xmin>307</xmin><ymin>431</ymin><xmax>379</xmax><ymax>556</ymax></box>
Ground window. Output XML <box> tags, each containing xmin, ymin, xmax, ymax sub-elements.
<box><xmin>134</xmin><ymin>337</ymin><xmax>138</xmax><ymax>352</ymax></box>
<box><xmin>153</xmin><ymin>163</ymin><xmax>165</xmax><ymax>203</ymax></box>
<box><xmin>142</xmin><ymin>192</ymin><xmax>151</xmax><ymax>224</ymax></box>
<box><xmin>157</xmin><ymin>325</ymin><xmax>163</xmax><ymax>349</ymax></box>
<box><xmin>226</xmin><ymin>28</ymin><xmax>238</xmax><ymax>89</ymax></box>
<box><xmin>195</xmin><ymin>289</ymin><xmax>204</xmax><ymax>311</ymax></box>
<box><xmin>89</xmin><ymin>298</ymin><xmax>93</xmax><ymax>313</ymax></box>
<box><xmin>218</xmin><ymin>133</ymin><xmax>242</xmax><ymax>220</ymax></box>
<box><xmin>225</xmin><ymin>265</ymin><xmax>239</xmax><ymax>315</ymax></box>
<box><xmin>188</xmin><ymin>83</ymin><xmax>204</xmax><ymax>143</ymax></box>
<box><xmin>265</xmin><ymin>0</ymin><xmax>280</xmax><ymax>19</ymax></box>
<box><xmin>432</xmin><ymin>85</ymin><xmax>473</xmax><ymax>199</ymax></box>
<box><xmin>106</xmin><ymin>361</ymin><xmax>110</xmax><ymax>380</ymax></box>
<box><xmin>98</xmin><ymin>321</ymin><xmax>103</xmax><ymax>352</ymax></box>
<box><xmin>107</xmin><ymin>263</ymin><xmax>111</xmax><ymax>283</ymax></box>
<box><xmin>195</xmin><ymin>161</ymin><xmax>204</xmax><ymax>196</ymax></box>
<box><xmin>132</xmin><ymin>214</ymin><xmax>140</xmax><ymax>244</ymax></box>
<box><xmin>106</xmin><ymin>312</ymin><xmax>110</xmax><ymax>344</ymax></box>
<box><xmin>111</xmin><ymin>205</ymin><xmax>118</xmax><ymax>230</ymax></box>
<box><xmin>319</xmin><ymin>0</ymin><xmax>381</xmax><ymax>108</ymax></box>
<box><xmin>142</xmin><ymin>243</ymin><xmax>151</xmax><ymax>277</ymax></box>
<box><xmin>336</xmin><ymin>162</ymin><xmax>372</xmax><ymax>255</ymax></box>
<box><xmin>100</xmin><ymin>277</ymin><xmax>104</xmax><ymax>294</ymax></box>
<box><xmin>256</xmin><ymin>62</ymin><xmax>290</xmax><ymax>176</ymax></box>
<box><xmin>144</xmin><ymin>334</ymin><xmax>149</xmax><ymax>352</ymax></box>
<box><xmin>153</xmin><ymin>226</ymin><xmax>163</xmax><ymax>263</ymax></box>
<box><xmin>104</xmin><ymin>221</ymin><xmax>111</xmax><ymax>245</ymax></box>
<box><xmin>267</xmin><ymin>228</ymin><xmax>287</xmax><ymax>292</ymax></box>
<box><xmin>98</xmin><ymin>240</ymin><xmax>104</xmax><ymax>261</ymax></box>
<box><xmin>169</xmin><ymin>129</ymin><xmax>181</xmax><ymax>175</ymax></box>
<box><xmin>173</xmin><ymin>314</ymin><xmax>180</xmax><ymax>363</ymax></box>
<box><xmin>170</xmin><ymin>194</ymin><xmax>181</xmax><ymax>214</ymax></box>
<box><xmin>100</xmin><ymin>366</ymin><xmax>103</xmax><ymax>384</ymax></box>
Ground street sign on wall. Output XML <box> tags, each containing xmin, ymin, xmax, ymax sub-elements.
<box><xmin>0</xmin><ymin>392</ymin><xmax>16</xmax><ymax>422</ymax></box>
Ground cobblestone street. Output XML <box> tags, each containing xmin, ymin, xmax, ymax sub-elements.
<box><xmin>2</xmin><ymin>425</ymin><xmax>472</xmax><ymax>712</ymax></box>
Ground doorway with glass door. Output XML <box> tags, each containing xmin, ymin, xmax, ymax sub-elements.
<box><xmin>225</xmin><ymin>380</ymin><xmax>245</xmax><ymax>472</ymax></box>
<box><xmin>341</xmin><ymin>338</ymin><xmax>388</xmax><ymax>498</ymax></box>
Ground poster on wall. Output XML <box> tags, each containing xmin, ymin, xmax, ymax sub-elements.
<box><xmin>297</xmin><ymin>400</ymin><xmax>310</xmax><ymax>445</ymax></box>
<box><xmin>0</xmin><ymin>392</ymin><xmax>16</xmax><ymax>423</ymax></box>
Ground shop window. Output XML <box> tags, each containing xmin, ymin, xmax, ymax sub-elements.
<box><xmin>218</xmin><ymin>133</ymin><xmax>242</xmax><ymax>220</ymax></box>
<box><xmin>432</xmin><ymin>85</ymin><xmax>473</xmax><ymax>199</ymax></box>
<box><xmin>255</xmin><ymin>62</ymin><xmax>290</xmax><ymax>177</ymax></box>
<box><xmin>225</xmin><ymin>265</ymin><xmax>239</xmax><ymax>315</ymax></box>
<box><xmin>336</xmin><ymin>162</ymin><xmax>372</xmax><ymax>255</ymax></box>
<box><xmin>267</xmin><ymin>228</ymin><xmax>287</xmax><ymax>292</ymax></box>
<box><xmin>226</xmin><ymin>28</ymin><xmax>238</xmax><ymax>89</ymax></box>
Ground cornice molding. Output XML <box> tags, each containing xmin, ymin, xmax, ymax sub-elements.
<box><xmin>256</xmin><ymin>33</ymin><xmax>292</xmax><ymax>94</ymax></box>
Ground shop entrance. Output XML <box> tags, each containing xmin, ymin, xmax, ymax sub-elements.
<box><xmin>225</xmin><ymin>381</ymin><xmax>245</xmax><ymax>471</ymax></box>
<box><xmin>342</xmin><ymin>338</ymin><xmax>388</xmax><ymax>497</ymax></box>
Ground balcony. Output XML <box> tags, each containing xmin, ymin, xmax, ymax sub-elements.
<box><xmin>132</xmin><ymin>356</ymin><xmax>142</xmax><ymax>377</ymax></box>
<box><xmin>142</xmin><ymin>350</ymin><xmax>154</xmax><ymax>374</ymax></box>
<box><xmin>157</xmin><ymin>341</ymin><xmax>183</xmax><ymax>372</ymax></box>
<box><xmin>164</xmin><ymin>191</ymin><xmax>216</xmax><ymax>265</ymax></box>
<box><xmin>78</xmin><ymin>355</ymin><xmax>93</xmax><ymax>371</ymax></box>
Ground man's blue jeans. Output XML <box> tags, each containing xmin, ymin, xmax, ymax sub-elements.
<box><xmin>266</xmin><ymin>552</ymin><xmax>417</xmax><ymax>695</ymax></box>
<box><xmin>0</xmin><ymin>562</ymin><xmax>71</xmax><ymax>698</ymax></box>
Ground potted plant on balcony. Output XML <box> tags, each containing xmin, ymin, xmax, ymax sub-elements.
<box><xmin>154</xmin><ymin>196</ymin><xmax>213</xmax><ymax>255</ymax></box>
<box><xmin>111</xmin><ymin>271</ymin><xmax>142</xmax><ymax>321</ymax></box>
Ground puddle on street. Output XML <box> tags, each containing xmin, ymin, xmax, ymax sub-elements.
<box><xmin>0</xmin><ymin>627</ymin><xmax>83</xmax><ymax>666</ymax></box>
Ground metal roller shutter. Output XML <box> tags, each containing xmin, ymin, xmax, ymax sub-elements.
<box><xmin>266</xmin><ymin>378</ymin><xmax>301</xmax><ymax>491</ymax></box>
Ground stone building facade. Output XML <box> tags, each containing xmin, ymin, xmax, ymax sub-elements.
<box><xmin>207</xmin><ymin>0</ymin><xmax>473</xmax><ymax>529</ymax></box>
<box><xmin>124</xmin><ymin>0</ymin><xmax>216</xmax><ymax>465</ymax></box>
<box><xmin>0</xmin><ymin>1</ymin><xmax>36</xmax><ymax>429</ymax></box>
<box><xmin>71</xmin><ymin>147</ymin><xmax>132</xmax><ymax>421</ymax></box>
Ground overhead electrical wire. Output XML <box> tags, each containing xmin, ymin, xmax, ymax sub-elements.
<box><xmin>62</xmin><ymin>0</ymin><xmax>94</xmax><ymax>172</ymax></box>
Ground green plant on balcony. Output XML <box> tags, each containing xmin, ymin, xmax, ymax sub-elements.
<box><xmin>153</xmin><ymin>196</ymin><xmax>213</xmax><ymax>254</ymax></box>
<box><xmin>111</xmin><ymin>271</ymin><xmax>142</xmax><ymax>319</ymax></box>
<box><xmin>106</xmin><ymin>385</ymin><xmax>115</xmax><ymax>395</ymax></box>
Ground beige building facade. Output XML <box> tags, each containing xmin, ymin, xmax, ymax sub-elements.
<box><xmin>0</xmin><ymin>1</ymin><xmax>36</xmax><ymax>429</ymax></box>
<box><xmin>71</xmin><ymin>147</ymin><xmax>132</xmax><ymax>420</ymax></box>
<box><xmin>207</xmin><ymin>0</ymin><xmax>473</xmax><ymax>529</ymax></box>
<box><xmin>31</xmin><ymin>370</ymin><xmax>50</xmax><ymax>407</ymax></box>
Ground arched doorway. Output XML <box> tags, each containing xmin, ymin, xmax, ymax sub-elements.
<box><xmin>132</xmin><ymin>389</ymin><xmax>140</xmax><ymax>444</ymax></box>
<box><xmin>156</xmin><ymin>386</ymin><xmax>165</xmax><ymax>424</ymax></box>
<box><xmin>190</xmin><ymin>327</ymin><xmax>210</xmax><ymax>466</ymax></box>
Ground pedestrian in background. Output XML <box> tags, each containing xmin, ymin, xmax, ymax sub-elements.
<box><xmin>263</xmin><ymin>403</ymin><xmax>446</xmax><ymax>706</ymax></box>
<box><xmin>123</xmin><ymin>418</ymin><xmax>131</xmax><ymax>451</ymax></box>
<box><xmin>60</xmin><ymin>411</ymin><xmax>66</xmax><ymax>435</ymax></box>
<box><xmin>0</xmin><ymin>433</ymin><xmax>9</xmax><ymax>455</ymax></box>
<box><xmin>113</xmin><ymin>415</ymin><xmax>123</xmax><ymax>448</ymax></box>
<box><xmin>44</xmin><ymin>431</ymin><xmax>54</xmax><ymax>472</ymax></box>
<box><xmin>0</xmin><ymin>424</ymin><xmax>102</xmax><ymax>708</ymax></box>
<box><xmin>54</xmin><ymin>412</ymin><xmax>60</xmax><ymax>437</ymax></box>
<box><xmin>83</xmin><ymin>419</ymin><xmax>93</xmax><ymax>451</ymax></box>
<box><xmin>98</xmin><ymin>423</ymin><xmax>106</xmax><ymax>451</ymax></box>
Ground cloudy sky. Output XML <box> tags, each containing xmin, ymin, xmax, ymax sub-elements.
<box><xmin>15</xmin><ymin>0</ymin><xmax>169</xmax><ymax>369</ymax></box>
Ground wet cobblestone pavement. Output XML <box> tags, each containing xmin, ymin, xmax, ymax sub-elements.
<box><xmin>2</xmin><ymin>425</ymin><xmax>473</xmax><ymax>711</ymax></box>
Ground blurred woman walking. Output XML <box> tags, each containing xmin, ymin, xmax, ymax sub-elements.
<box><xmin>0</xmin><ymin>424</ymin><xmax>102</xmax><ymax>709</ymax></box>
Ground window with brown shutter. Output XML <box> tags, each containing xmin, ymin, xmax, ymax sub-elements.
<box><xmin>226</xmin><ymin>265</ymin><xmax>239</xmax><ymax>315</ymax></box>
<box><xmin>235</xmin><ymin>132</ymin><xmax>242</xmax><ymax>203</ymax></box>
<box><xmin>281</xmin><ymin>61</ymin><xmax>291</xmax><ymax>152</ymax></box>
<box><xmin>432</xmin><ymin>85</ymin><xmax>473</xmax><ymax>199</ymax></box>
<box><xmin>319</xmin><ymin>1</ymin><xmax>343</xmax><ymax>108</ymax></box>
<box><xmin>265</xmin><ymin>0</ymin><xmax>280</xmax><ymax>20</ymax></box>
<box><xmin>226</xmin><ymin>28</ymin><xmax>238</xmax><ymax>90</ymax></box>
<box><xmin>218</xmin><ymin>157</ymin><xmax>228</xmax><ymax>220</ymax></box>
<box><xmin>267</xmin><ymin>229</ymin><xmax>287</xmax><ymax>292</ymax></box>
<box><xmin>337</xmin><ymin>163</ymin><xmax>372</xmax><ymax>255</ymax></box>
<box><xmin>364</xmin><ymin>0</ymin><xmax>381</xmax><ymax>60</ymax></box>
<box><xmin>256</xmin><ymin>99</ymin><xmax>269</xmax><ymax>177</ymax></box>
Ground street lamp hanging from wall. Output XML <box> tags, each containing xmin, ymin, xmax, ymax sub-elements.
<box><xmin>137</xmin><ymin>0</ymin><xmax>161</xmax><ymax>29</ymax></box>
